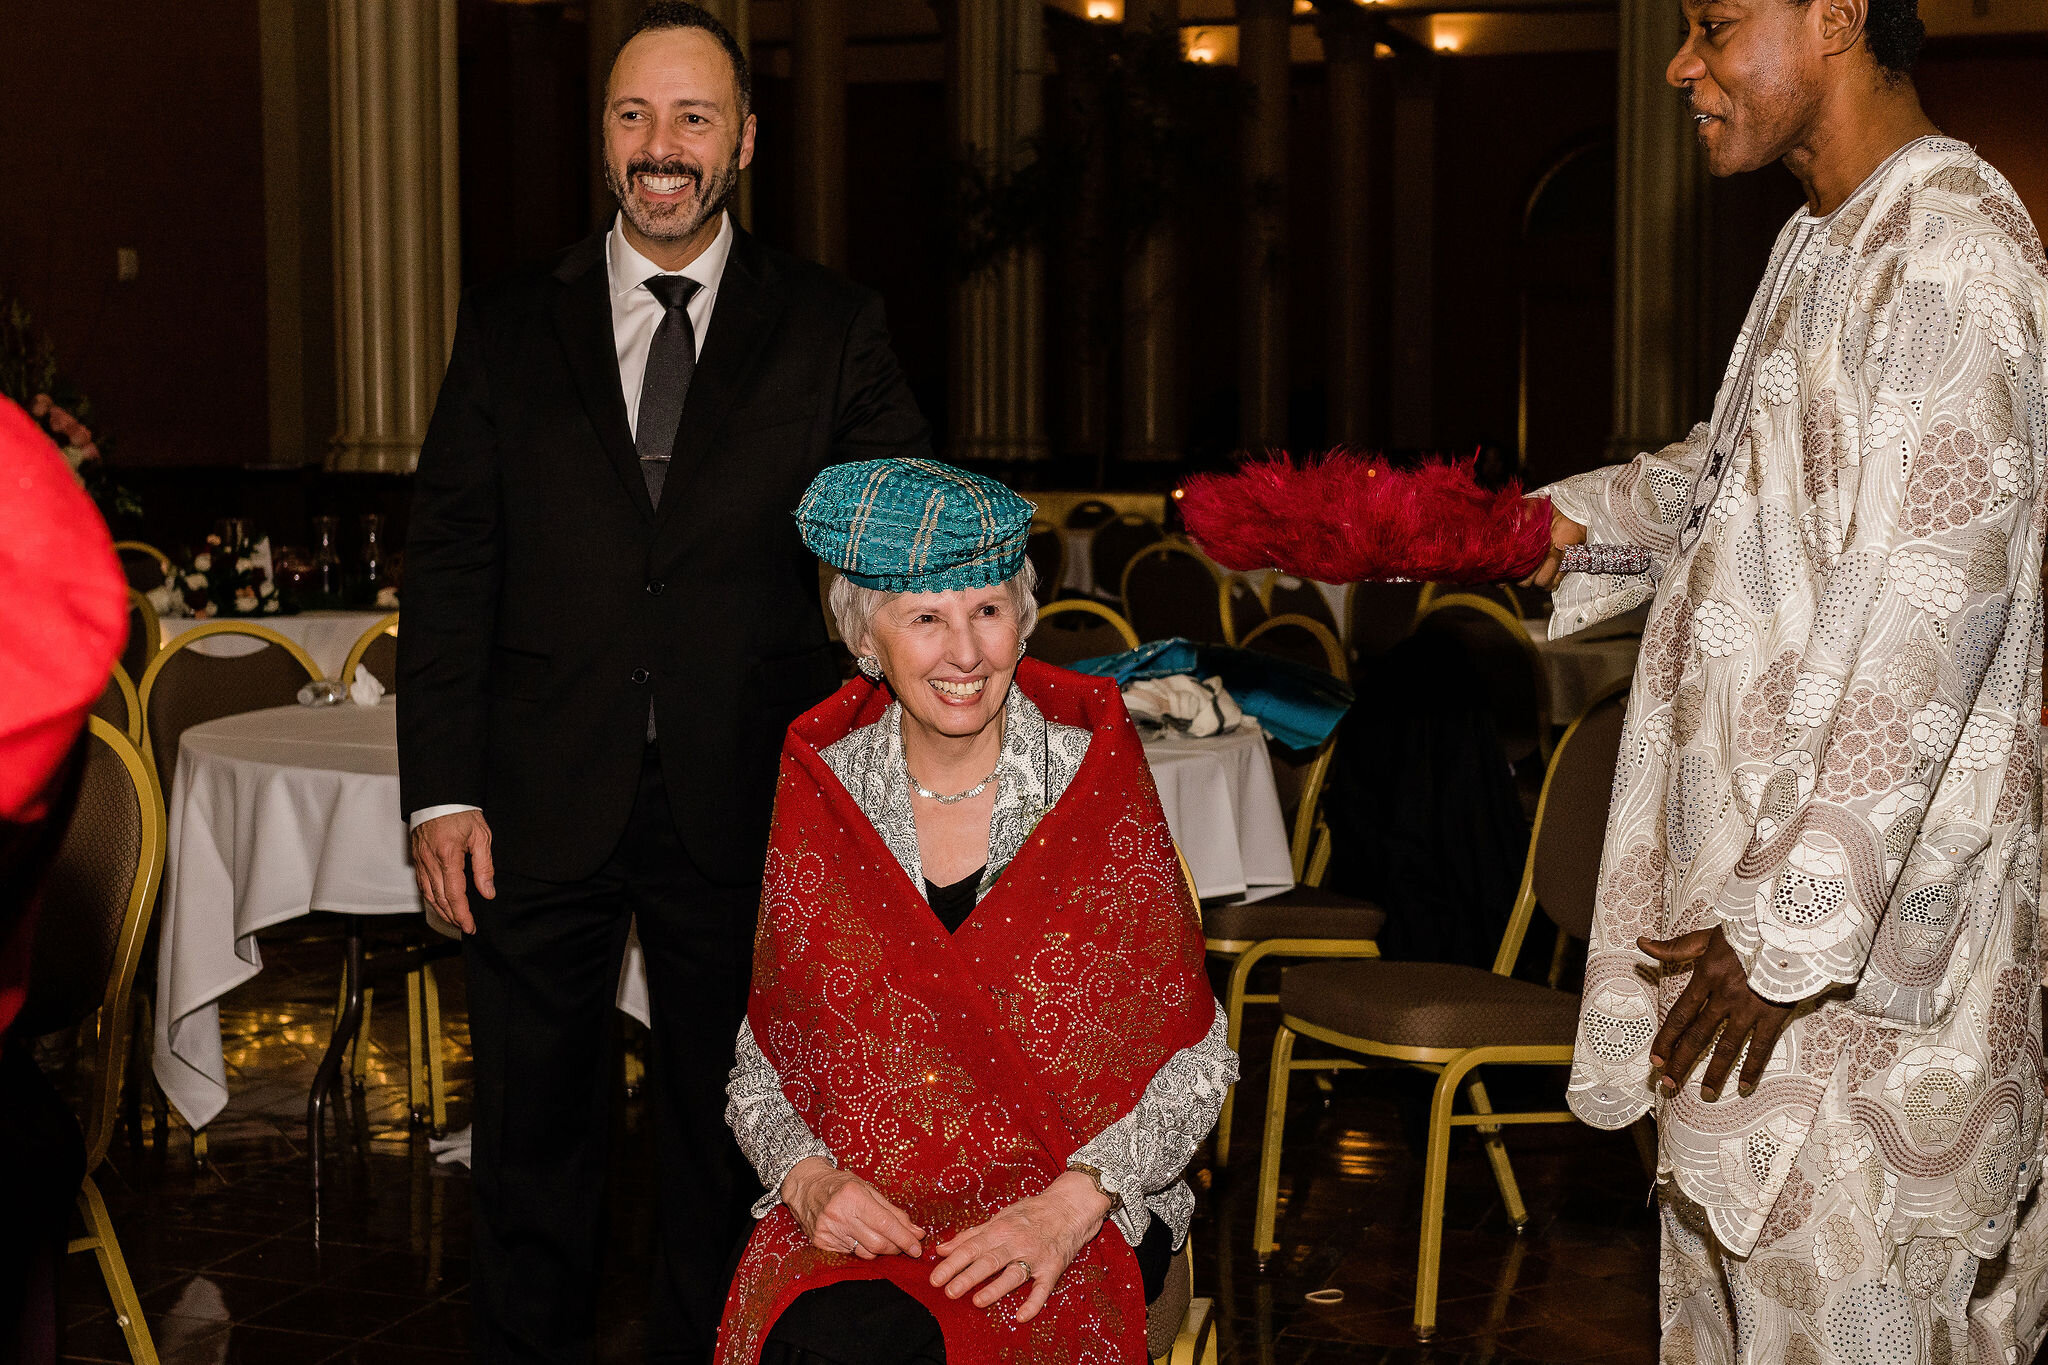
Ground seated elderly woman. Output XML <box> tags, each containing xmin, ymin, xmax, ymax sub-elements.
<box><xmin>715</xmin><ymin>459</ymin><xmax>1236</xmax><ymax>1365</ymax></box>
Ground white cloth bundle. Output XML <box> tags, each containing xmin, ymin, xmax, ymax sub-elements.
<box><xmin>348</xmin><ymin>664</ymin><xmax>386</xmax><ymax>707</ymax></box>
<box><xmin>1121</xmin><ymin>674</ymin><xmax>1243</xmax><ymax>738</ymax></box>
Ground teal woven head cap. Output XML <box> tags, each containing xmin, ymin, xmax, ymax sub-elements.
<box><xmin>795</xmin><ymin>458</ymin><xmax>1034</xmax><ymax>592</ymax></box>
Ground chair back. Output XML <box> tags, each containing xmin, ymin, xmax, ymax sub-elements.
<box><xmin>91</xmin><ymin>664</ymin><xmax>141</xmax><ymax>743</ymax></box>
<box><xmin>1414</xmin><ymin>593</ymin><xmax>1551</xmax><ymax>766</ymax></box>
<box><xmin>1419</xmin><ymin>580</ymin><xmax>1523</xmax><ymax>620</ymax></box>
<box><xmin>1090</xmin><ymin>514</ymin><xmax>1165</xmax><ymax>601</ymax></box>
<box><xmin>1121</xmin><ymin>540</ymin><xmax>1226</xmax><ymax>645</ymax></box>
<box><xmin>138</xmin><ymin>623</ymin><xmax>320</xmax><ymax>790</ymax></box>
<box><xmin>1528</xmin><ymin>688</ymin><xmax>1628</xmax><ymax>942</ymax></box>
<box><xmin>17</xmin><ymin>719</ymin><xmax>164</xmax><ymax>1171</ymax></box>
<box><xmin>1031</xmin><ymin>600</ymin><xmax>1140</xmax><ymax>667</ymax></box>
<box><xmin>1063</xmin><ymin>498</ymin><xmax>1117</xmax><ymax>532</ymax></box>
<box><xmin>1489</xmin><ymin>689</ymin><xmax>1627</xmax><ymax>974</ymax></box>
<box><xmin>112</xmin><ymin>541</ymin><xmax>173</xmax><ymax>594</ymax></box>
<box><xmin>1224</xmin><ymin>578</ymin><xmax>1266</xmax><ymax>645</ymax></box>
<box><xmin>1025</xmin><ymin>520</ymin><xmax>1066</xmax><ymax>604</ymax></box>
<box><xmin>341</xmin><ymin>612</ymin><xmax>401</xmax><ymax>690</ymax></box>
<box><xmin>1347</xmin><ymin>580</ymin><xmax>1425</xmax><ymax>659</ymax></box>
<box><xmin>1264</xmin><ymin>575</ymin><xmax>1339</xmax><ymax>634</ymax></box>
<box><xmin>122</xmin><ymin>588</ymin><xmax>160</xmax><ymax>684</ymax></box>
<box><xmin>1241</xmin><ymin>613</ymin><xmax>1348</xmax><ymax>683</ymax></box>
<box><xmin>1146</xmin><ymin>1238</ymin><xmax>1195</xmax><ymax>1359</ymax></box>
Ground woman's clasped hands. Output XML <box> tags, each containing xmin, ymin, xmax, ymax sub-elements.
<box><xmin>782</xmin><ymin>1159</ymin><xmax>1113</xmax><ymax>1324</ymax></box>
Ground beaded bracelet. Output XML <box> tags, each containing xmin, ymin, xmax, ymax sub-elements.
<box><xmin>1558</xmin><ymin>543</ymin><xmax>1650</xmax><ymax>577</ymax></box>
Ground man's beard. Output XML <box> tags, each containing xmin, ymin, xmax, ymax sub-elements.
<box><xmin>605</xmin><ymin>144</ymin><xmax>741</xmax><ymax>242</ymax></box>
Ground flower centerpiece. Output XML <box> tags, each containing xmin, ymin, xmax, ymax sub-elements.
<box><xmin>0</xmin><ymin>296</ymin><xmax>142</xmax><ymax>526</ymax></box>
<box><xmin>147</xmin><ymin>532</ymin><xmax>297</xmax><ymax>620</ymax></box>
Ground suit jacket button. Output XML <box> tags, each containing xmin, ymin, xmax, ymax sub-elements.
<box><xmin>646</xmin><ymin>580</ymin><xmax>666</xmax><ymax>596</ymax></box>
<box><xmin>631</xmin><ymin>668</ymin><xmax>651</xmax><ymax>684</ymax></box>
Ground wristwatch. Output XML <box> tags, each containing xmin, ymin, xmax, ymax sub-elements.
<box><xmin>1066</xmin><ymin>1161</ymin><xmax>1124</xmax><ymax>1212</ymax></box>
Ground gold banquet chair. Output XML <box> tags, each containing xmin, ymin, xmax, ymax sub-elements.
<box><xmin>1025</xmin><ymin>519</ymin><xmax>1067</xmax><ymax>605</ymax></box>
<box><xmin>1121</xmin><ymin>539</ymin><xmax>1232</xmax><ymax>646</ymax></box>
<box><xmin>1031</xmin><ymin>599</ymin><xmax>1140</xmax><ymax>668</ymax></box>
<box><xmin>112</xmin><ymin>539</ymin><xmax>174</xmax><ymax>594</ymax></box>
<box><xmin>1205</xmin><ymin>615</ymin><xmax>1383</xmax><ymax>1168</ymax></box>
<box><xmin>136</xmin><ymin>621</ymin><xmax>321</xmax><ymax>795</ymax></box>
<box><xmin>92</xmin><ymin>663</ymin><xmax>143</xmax><ymax>745</ymax></box>
<box><xmin>340</xmin><ymin>611</ymin><xmax>400</xmax><ymax>690</ymax></box>
<box><xmin>121</xmin><ymin>589</ymin><xmax>160</xmax><ymax>689</ymax></box>
<box><xmin>18</xmin><ymin>719</ymin><xmax>167</xmax><ymax>1365</ymax></box>
<box><xmin>1414</xmin><ymin>592</ymin><xmax>1553</xmax><ymax>768</ymax></box>
<box><xmin>1251</xmin><ymin>688</ymin><xmax>1627</xmax><ymax>1340</ymax></box>
<box><xmin>1345</xmin><ymin>580</ymin><xmax>1426</xmax><ymax>662</ymax></box>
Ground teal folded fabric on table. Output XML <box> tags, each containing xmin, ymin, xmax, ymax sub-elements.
<box><xmin>1066</xmin><ymin>638</ymin><xmax>1354</xmax><ymax>751</ymax></box>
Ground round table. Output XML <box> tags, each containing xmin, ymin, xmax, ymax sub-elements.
<box><xmin>1141</xmin><ymin>724</ymin><xmax>1295</xmax><ymax>904</ymax></box>
<box><xmin>1520</xmin><ymin>617</ymin><xmax>1642</xmax><ymax>726</ymax></box>
<box><xmin>160</xmin><ymin>609</ymin><xmax>392</xmax><ymax>681</ymax></box>
<box><xmin>154</xmin><ymin>699</ymin><xmax>1295</xmax><ymax>1131</ymax></box>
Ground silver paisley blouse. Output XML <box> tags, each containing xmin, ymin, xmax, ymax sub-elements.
<box><xmin>725</xmin><ymin>681</ymin><xmax>1238</xmax><ymax>1249</ymax></box>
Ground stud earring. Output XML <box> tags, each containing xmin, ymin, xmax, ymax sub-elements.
<box><xmin>856</xmin><ymin>654</ymin><xmax>883</xmax><ymax>681</ymax></box>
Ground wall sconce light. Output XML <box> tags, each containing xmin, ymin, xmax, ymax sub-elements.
<box><xmin>1185</xmin><ymin>29</ymin><xmax>1217</xmax><ymax>61</ymax></box>
<box><xmin>1085</xmin><ymin>0</ymin><xmax>1121</xmax><ymax>21</ymax></box>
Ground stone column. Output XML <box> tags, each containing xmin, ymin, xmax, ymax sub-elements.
<box><xmin>1120</xmin><ymin>0</ymin><xmax>1182</xmax><ymax>464</ymax></box>
<box><xmin>943</xmin><ymin>0</ymin><xmax>1049</xmax><ymax>463</ymax></box>
<box><xmin>792</xmin><ymin>0</ymin><xmax>846</xmax><ymax>269</ymax></box>
<box><xmin>327</xmin><ymin>0</ymin><xmax>460</xmax><ymax>473</ymax></box>
<box><xmin>1237</xmin><ymin>0</ymin><xmax>1291</xmax><ymax>451</ymax></box>
<box><xmin>1611</xmin><ymin>0</ymin><xmax>1705</xmax><ymax>456</ymax></box>
<box><xmin>1318</xmin><ymin>4</ymin><xmax>1377</xmax><ymax>447</ymax></box>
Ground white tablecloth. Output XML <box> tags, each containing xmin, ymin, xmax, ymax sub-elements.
<box><xmin>154</xmin><ymin>701</ymin><xmax>1294</xmax><ymax>1129</ymax></box>
<box><xmin>1141</xmin><ymin>725</ymin><xmax>1295</xmax><ymax>904</ymax></box>
<box><xmin>1522</xmin><ymin>617</ymin><xmax>1641</xmax><ymax>725</ymax></box>
<box><xmin>160</xmin><ymin>610</ymin><xmax>391</xmax><ymax>681</ymax></box>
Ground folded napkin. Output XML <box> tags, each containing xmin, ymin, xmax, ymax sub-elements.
<box><xmin>349</xmin><ymin>664</ymin><xmax>386</xmax><ymax>707</ymax></box>
<box><xmin>1122</xmin><ymin>674</ymin><xmax>1244</xmax><ymax>738</ymax></box>
<box><xmin>1071</xmin><ymin>639</ymin><xmax>1354</xmax><ymax>751</ymax></box>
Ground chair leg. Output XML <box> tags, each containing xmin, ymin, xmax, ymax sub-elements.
<box><xmin>1215</xmin><ymin>945</ymin><xmax>1270</xmax><ymax>1169</ymax></box>
<box><xmin>79</xmin><ymin>1175</ymin><xmax>161</xmax><ymax>1365</ymax></box>
<box><xmin>351</xmin><ymin>987</ymin><xmax>374</xmax><ymax>1088</ymax></box>
<box><xmin>1252</xmin><ymin>1024</ymin><xmax>1296</xmax><ymax>1265</ymax></box>
<box><xmin>423</xmin><ymin>963</ymin><xmax>448</xmax><ymax>1135</ymax></box>
<box><xmin>1414</xmin><ymin>1060</ymin><xmax>1463</xmax><ymax>1341</ymax></box>
<box><xmin>1465</xmin><ymin>1077</ymin><xmax>1529</xmax><ymax>1231</ymax></box>
<box><xmin>406</xmin><ymin>968</ymin><xmax>426</xmax><ymax>1124</ymax></box>
<box><xmin>309</xmin><ymin>919</ymin><xmax>365</xmax><ymax>1193</ymax></box>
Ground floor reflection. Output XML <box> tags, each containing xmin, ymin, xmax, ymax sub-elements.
<box><xmin>56</xmin><ymin>919</ymin><xmax>1657</xmax><ymax>1364</ymax></box>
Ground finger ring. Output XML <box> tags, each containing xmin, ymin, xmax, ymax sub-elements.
<box><xmin>1013</xmin><ymin>1259</ymin><xmax>1033</xmax><ymax>1278</ymax></box>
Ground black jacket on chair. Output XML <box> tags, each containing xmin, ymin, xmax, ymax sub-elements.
<box><xmin>397</xmin><ymin>226</ymin><xmax>931</xmax><ymax>886</ymax></box>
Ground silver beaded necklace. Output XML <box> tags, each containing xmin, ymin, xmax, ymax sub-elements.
<box><xmin>909</xmin><ymin>764</ymin><xmax>1000</xmax><ymax>804</ymax></box>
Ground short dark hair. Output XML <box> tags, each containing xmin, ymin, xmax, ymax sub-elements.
<box><xmin>612</xmin><ymin>2</ymin><xmax>753</xmax><ymax>118</ymax></box>
<box><xmin>1863</xmin><ymin>0</ymin><xmax>1924</xmax><ymax>79</ymax></box>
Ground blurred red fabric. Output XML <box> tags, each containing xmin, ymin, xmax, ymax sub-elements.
<box><xmin>0</xmin><ymin>394</ymin><xmax>127</xmax><ymax>1036</ymax></box>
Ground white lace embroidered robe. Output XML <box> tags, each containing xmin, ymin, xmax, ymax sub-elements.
<box><xmin>1544</xmin><ymin>139</ymin><xmax>2048</xmax><ymax>1259</ymax></box>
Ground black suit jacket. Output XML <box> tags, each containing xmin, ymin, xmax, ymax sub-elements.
<box><xmin>397</xmin><ymin>226</ymin><xmax>931</xmax><ymax>885</ymax></box>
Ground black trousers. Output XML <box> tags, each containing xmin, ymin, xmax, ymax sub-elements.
<box><xmin>465</xmin><ymin>746</ymin><xmax>759</xmax><ymax>1364</ymax></box>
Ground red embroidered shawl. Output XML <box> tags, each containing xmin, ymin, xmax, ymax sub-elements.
<box><xmin>716</xmin><ymin>661</ymin><xmax>1215</xmax><ymax>1365</ymax></box>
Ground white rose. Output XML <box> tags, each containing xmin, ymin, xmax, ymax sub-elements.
<box><xmin>375</xmin><ymin>586</ymin><xmax>400</xmax><ymax>609</ymax></box>
<box><xmin>262</xmin><ymin>598</ymin><xmax>281</xmax><ymax>614</ymax></box>
<box><xmin>145</xmin><ymin>585</ymin><xmax>177</xmax><ymax>616</ymax></box>
<box><xmin>235</xmin><ymin>557</ymin><xmax>253</xmax><ymax>574</ymax></box>
<box><xmin>183</xmin><ymin>572</ymin><xmax>206</xmax><ymax>591</ymax></box>
<box><xmin>192</xmin><ymin>553</ymin><xmax>212</xmax><ymax>572</ymax></box>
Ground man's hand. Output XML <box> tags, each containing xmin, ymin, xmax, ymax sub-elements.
<box><xmin>929</xmin><ymin>1171</ymin><xmax>1111</xmax><ymax>1323</ymax></box>
<box><xmin>411</xmin><ymin>809</ymin><xmax>495</xmax><ymax>934</ymax></box>
<box><xmin>1518</xmin><ymin>504</ymin><xmax>1586</xmax><ymax>591</ymax></box>
<box><xmin>1642</xmin><ymin>926</ymin><xmax>1795</xmax><ymax>1101</ymax></box>
<box><xmin>782</xmin><ymin>1157</ymin><xmax>925</xmax><ymax>1260</ymax></box>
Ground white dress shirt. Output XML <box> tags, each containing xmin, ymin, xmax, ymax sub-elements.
<box><xmin>409</xmin><ymin>212</ymin><xmax>737</xmax><ymax>830</ymax></box>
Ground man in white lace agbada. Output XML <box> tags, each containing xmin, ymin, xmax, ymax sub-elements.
<box><xmin>1524</xmin><ymin>0</ymin><xmax>2048</xmax><ymax>1358</ymax></box>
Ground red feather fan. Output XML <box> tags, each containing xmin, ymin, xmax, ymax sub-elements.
<box><xmin>1175</xmin><ymin>451</ymin><xmax>1555</xmax><ymax>585</ymax></box>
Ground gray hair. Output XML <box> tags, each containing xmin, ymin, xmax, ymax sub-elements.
<box><xmin>828</xmin><ymin>560</ymin><xmax>1039</xmax><ymax>655</ymax></box>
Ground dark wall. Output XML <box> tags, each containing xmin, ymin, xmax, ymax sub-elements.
<box><xmin>1918</xmin><ymin>41</ymin><xmax>2048</xmax><ymax>225</ymax></box>
<box><xmin>0</xmin><ymin>0</ymin><xmax>270</xmax><ymax>469</ymax></box>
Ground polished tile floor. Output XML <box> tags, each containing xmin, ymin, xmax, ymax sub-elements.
<box><xmin>55</xmin><ymin>918</ymin><xmax>1659</xmax><ymax>1364</ymax></box>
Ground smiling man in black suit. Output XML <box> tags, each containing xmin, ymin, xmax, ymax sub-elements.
<box><xmin>395</xmin><ymin>5</ymin><xmax>931</xmax><ymax>1359</ymax></box>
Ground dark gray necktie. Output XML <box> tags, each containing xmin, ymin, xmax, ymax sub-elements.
<box><xmin>635</xmin><ymin>274</ymin><xmax>701</xmax><ymax>508</ymax></box>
